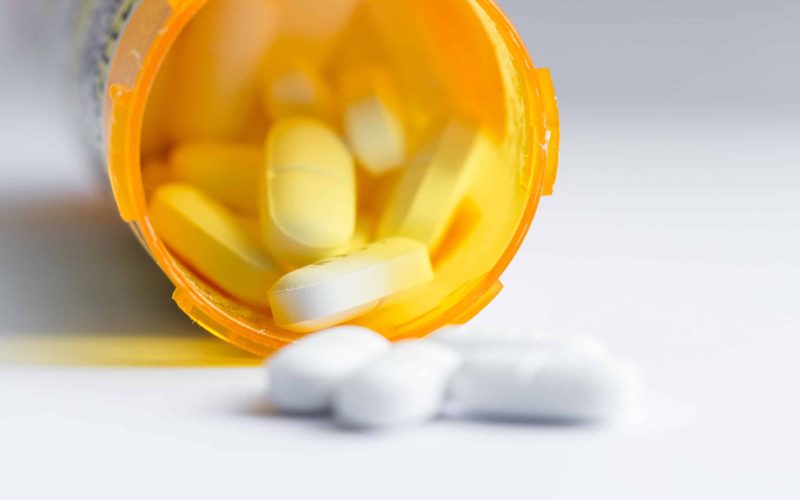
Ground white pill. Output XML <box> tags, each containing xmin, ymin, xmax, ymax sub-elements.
<box><xmin>450</xmin><ymin>347</ymin><xmax>642</xmax><ymax>423</ymax></box>
<box><xmin>429</xmin><ymin>326</ymin><xmax>607</xmax><ymax>359</ymax></box>
<box><xmin>266</xmin><ymin>326</ymin><xmax>390</xmax><ymax>414</ymax></box>
<box><xmin>345</xmin><ymin>95</ymin><xmax>406</xmax><ymax>176</ymax></box>
<box><xmin>334</xmin><ymin>341</ymin><xmax>462</xmax><ymax>429</ymax></box>
<box><xmin>339</xmin><ymin>68</ymin><xmax>406</xmax><ymax>176</ymax></box>
<box><xmin>268</xmin><ymin>238</ymin><xmax>434</xmax><ymax>333</ymax></box>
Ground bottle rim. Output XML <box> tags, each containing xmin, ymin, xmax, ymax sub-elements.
<box><xmin>103</xmin><ymin>0</ymin><xmax>556</xmax><ymax>356</ymax></box>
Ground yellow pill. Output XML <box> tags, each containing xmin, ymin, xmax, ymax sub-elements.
<box><xmin>377</xmin><ymin>119</ymin><xmax>492</xmax><ymax>252</ymax></box>
<box><xmin>342</xmin><ymin>70</ymin><xmax>407</xmax><ymax>176</ymax></box>
<box><xmin>269</xmin><ymin>238</ymin><xmax>434</xmax><ymax>332</ymax></box>
<box><xmin>168</xmin><ymin>0</ymin><xmax>278</xmax><ymax>141</ymax></box>
<box><xmin>263</xmin><ymin>63</ymin><xmax>335</xmax><ymax>121</ymax></box>
<box><xmin>280</xmin><ymin>0</ymin><xmax>360</xmax><ymax>42</ymax></box>
<box><xmin>149</xmin><ymin>183</ymin><xmax>280</xmax><ymax>310</ymax></box>
<box><xmin>261</xmin><ymin>117</ymin><xmax>356</xmax><ymax>267</ymax></box>
<box><xmin>169</xmin><ymin>142</ymin><xmax>263</xmax><ymax>214</ymax></box>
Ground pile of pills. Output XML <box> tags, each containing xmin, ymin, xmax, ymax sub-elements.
<box><xmin>138</xmin><ymin>3</ymin><xmax>636</xmax><ymax>431</ymax></box>
<box><xmin>265</xmin><ymin>326</ymin><xmax>643</xmax><ymax>429</ymax></box>
<box><xmin>148</xmin><ymin>111</ymin><xmax>472</xmax><ymax>329</ymax></box>
<box><xmin>143</xmin><ymin>1</ymin><xmax>494</xmax><ymax>332</ymax></box>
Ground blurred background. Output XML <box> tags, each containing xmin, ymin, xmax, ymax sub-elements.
<box><xmin>0</xmin><ymin>0</ymin><xmax>798</xmax><ymax>498</ymax></box>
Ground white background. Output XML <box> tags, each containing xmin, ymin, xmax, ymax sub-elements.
<box><xmin>1</xmin><ymin>1</ymin><xmax>799</xmax><ymax>498</ymax></box>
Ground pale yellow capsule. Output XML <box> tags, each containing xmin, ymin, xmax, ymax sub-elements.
<box><xmin>263</xmin><ymin>63</ymin><xmax>335</xmax><ymax>121</ymax></box>
<box><xmin>261</xmin><ymin>117</ymin><xmax>356</xmax><ymax>267</ymax></box>
<box><xmin>377</xmin><ymin>119</ymin><xmax>493</xmax><ymax>252</ymax></box>
<box><xmin>262</xmin><ymin>0</ymin><xmax>360</xmax><ymax>68</ymax></box>
<box><xmin>269</xmin><ymin>238</ymin><xmax>434</xmax><ymax>332</ymax></box>
<box><xmin>279</xmin><ymin>0</ymin><xmax>361</xmax><ymax>42</ymax></box>
<box><xmin>169</xmin><ymin>142</ymin><xmax>263</xmax><ymax>214</ymax></box>
<box><xmin>168</xmin><ymin>0</ymin><xmax>278</xmax><ymax>141</ymax></box>
<box><xmin>149</xmin><ymin>184</ymin><xmax>280</xmax><ymax>309</ymax></box>
<box><xmin>342</xmin><ymin>70</ymin><xmax>406</xmax><ymax>176</ymax></box>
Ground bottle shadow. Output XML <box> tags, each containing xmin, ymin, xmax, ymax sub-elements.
<box><xmin>0</xmin><ymin>192</ymin><xmax>261</xmax><ymax>367</ymax></box>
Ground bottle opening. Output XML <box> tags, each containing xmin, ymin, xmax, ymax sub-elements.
<box><xmin>111</xmin><ymin>0</ymin><xmax>549</xmax><ymax>355</ymax></box>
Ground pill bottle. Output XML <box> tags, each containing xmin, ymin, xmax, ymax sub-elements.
<box><xmin>73</xmin><ymin>0</ymin><xmax>559</xmax><ymax>356</ymax></box>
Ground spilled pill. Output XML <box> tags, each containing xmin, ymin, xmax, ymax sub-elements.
<box><xmin>450</xmin><ymin>346</ymin><xmax>642</xmax><ymax>423</ymax></box>
<box><xmin>266</xmin><ymin>326</ymin><xmax>390</xmax><ymax>413</ymax></box>
<box><xmin>260</xmin><ymin>117</ymin><xmax>356</xmax><ymax>267</ymax></box>
<box><xmin>169</xmin><ymin>142</ymin><xmax>263</xmax><ymax>214</ymax></box>
<box><xmin>334</xmin><ymin>340</ymin><xmax>461</xmax><ymax>429</ymax></box>
<box><xmin>268</xmin><ymin>238</ymin><xmax>434</xmax><ymax>333</ymax></box>
<box><xmin>378</xmin><ymin>119</ymin><xmax>493</xmax><ymax>252</ymax></box>
<box><xmin>149</xmin><ymin>184</ymin><xmax>280</xmax><ymax>309</ymax></box>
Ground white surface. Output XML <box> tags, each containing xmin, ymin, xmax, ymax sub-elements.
<box><xmin>1</xmin><ymin>1</ymin><xmax>799</xmax><ymax>498</ymax></box>
<box><xmin>1</xmin><ymin>112</ymin><xmax>797</xmax><ymax>499</ymax></box>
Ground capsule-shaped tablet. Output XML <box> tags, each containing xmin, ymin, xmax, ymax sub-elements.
<box><xmin>377</xmin><ymin>119</ymin><xmax>492</xmax><ymax>252</ymax></box>
<box><xmin>149</xmin><ymin>183</ymin><xmax>280</xmax><ymax>309</ymax></box>
<box><xmin>334</xmin><ymin>341</ymin><xmax>461</xmax><ymax>429</ymax></box>
<box><xmin>269</xmin><ymin>238</ymin><xmax>434</xmax><ymax>332</ymax></box>
<box><xmin>450</xmin><ymin>347</ymin><xmax>642</xmax><ymax>423</ymax></box>
<box><xmin>342</xmin><ymin>70</ymin><xmax>406</xmax><ymax>176</ymax></box>
<box><xmin>263</xmin><ymin>63</ymin><xmax>335</xmax><ymax>121</ymax></box>
<box><xmin>167</xmin><ymin>0</ymin><xmax>278</xmax><ymax>140</ymax></box>
<box><xmin>266</xmin><ymin>326</ymin><xmax>390</xmax><ymax>414</ymax></box>
<box><xmin>260</xmin><ymin>117</ymin><xmax>356</xmax><ymax>267</ymax></box>
<box><xmin>169</xmin><ymin>142</ymin><xmax>262</xmax><ymax>214</ymax></box>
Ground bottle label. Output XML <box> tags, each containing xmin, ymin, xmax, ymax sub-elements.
<box><xmin>72</xmin><ymin>0</ymin><xmax>141</xmax><ymax>151</ymax></box>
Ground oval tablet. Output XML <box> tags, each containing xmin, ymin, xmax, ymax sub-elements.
<box><xmin>377</xmin><ymin>119</ymin><xmax>493</xmax><ymax>252</ymax></box>
<box><xmin>149</xmin><ymin>184</ymin><xmax>280</xmax><ymax>309</ymax></box>
<box><xmin>342</xmin><ymin>70</ymin><xmax>406</xmax><ymax>176</ymax></box>
<box><xmin>169</xmin><ymin>142</ymin><xmax>263</xmax><ymax>214</ymax></box>
<box><xmin>334</xmin><ymin>341</ymin><xmax>461</xmax><ymax>429</ymax></box>
<box><xmin>266</xmin><ymin>326</ymin><xmax>390</xmax><ymax>414</ymax></box>
<box><xmin>261</xmin><ymin>117</ymin><xmax>356</xmax><ymax>267</ymax></box>
<box><xmin>268</xmin><ymin>238</ymin><xmax>434</xmax><ymax>332</ymax></box>
<box><xmin>168</xmin><ymin>0</ymin><xmax>278</xmax><ymax>140</ymax></box>
<box><xmin>450</xmin><ymin>347</ymin><xmax>642</xmax><ymax>423</ymax></box>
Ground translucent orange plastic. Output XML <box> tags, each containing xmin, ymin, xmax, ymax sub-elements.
<box><xmin>102</xmin><ymin>0</ymin><xmax>559</xmax><ymax>356</ymax></box>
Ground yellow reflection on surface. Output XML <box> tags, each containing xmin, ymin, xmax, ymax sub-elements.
<box><xmin>0</xmin><ymin>332</ymin><xmax>261</xmax><ymax>367</ymax></box>
<box><xmin>0</xmin><ymin>194</ymin><xmax>263</xmax><ymax>368</ymax></box>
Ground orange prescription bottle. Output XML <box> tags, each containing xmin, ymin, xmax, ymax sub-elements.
<box><xmin>71</xmin><ymin>0</ymin><xmax>560</xmax><ymax>356</ymax></box>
